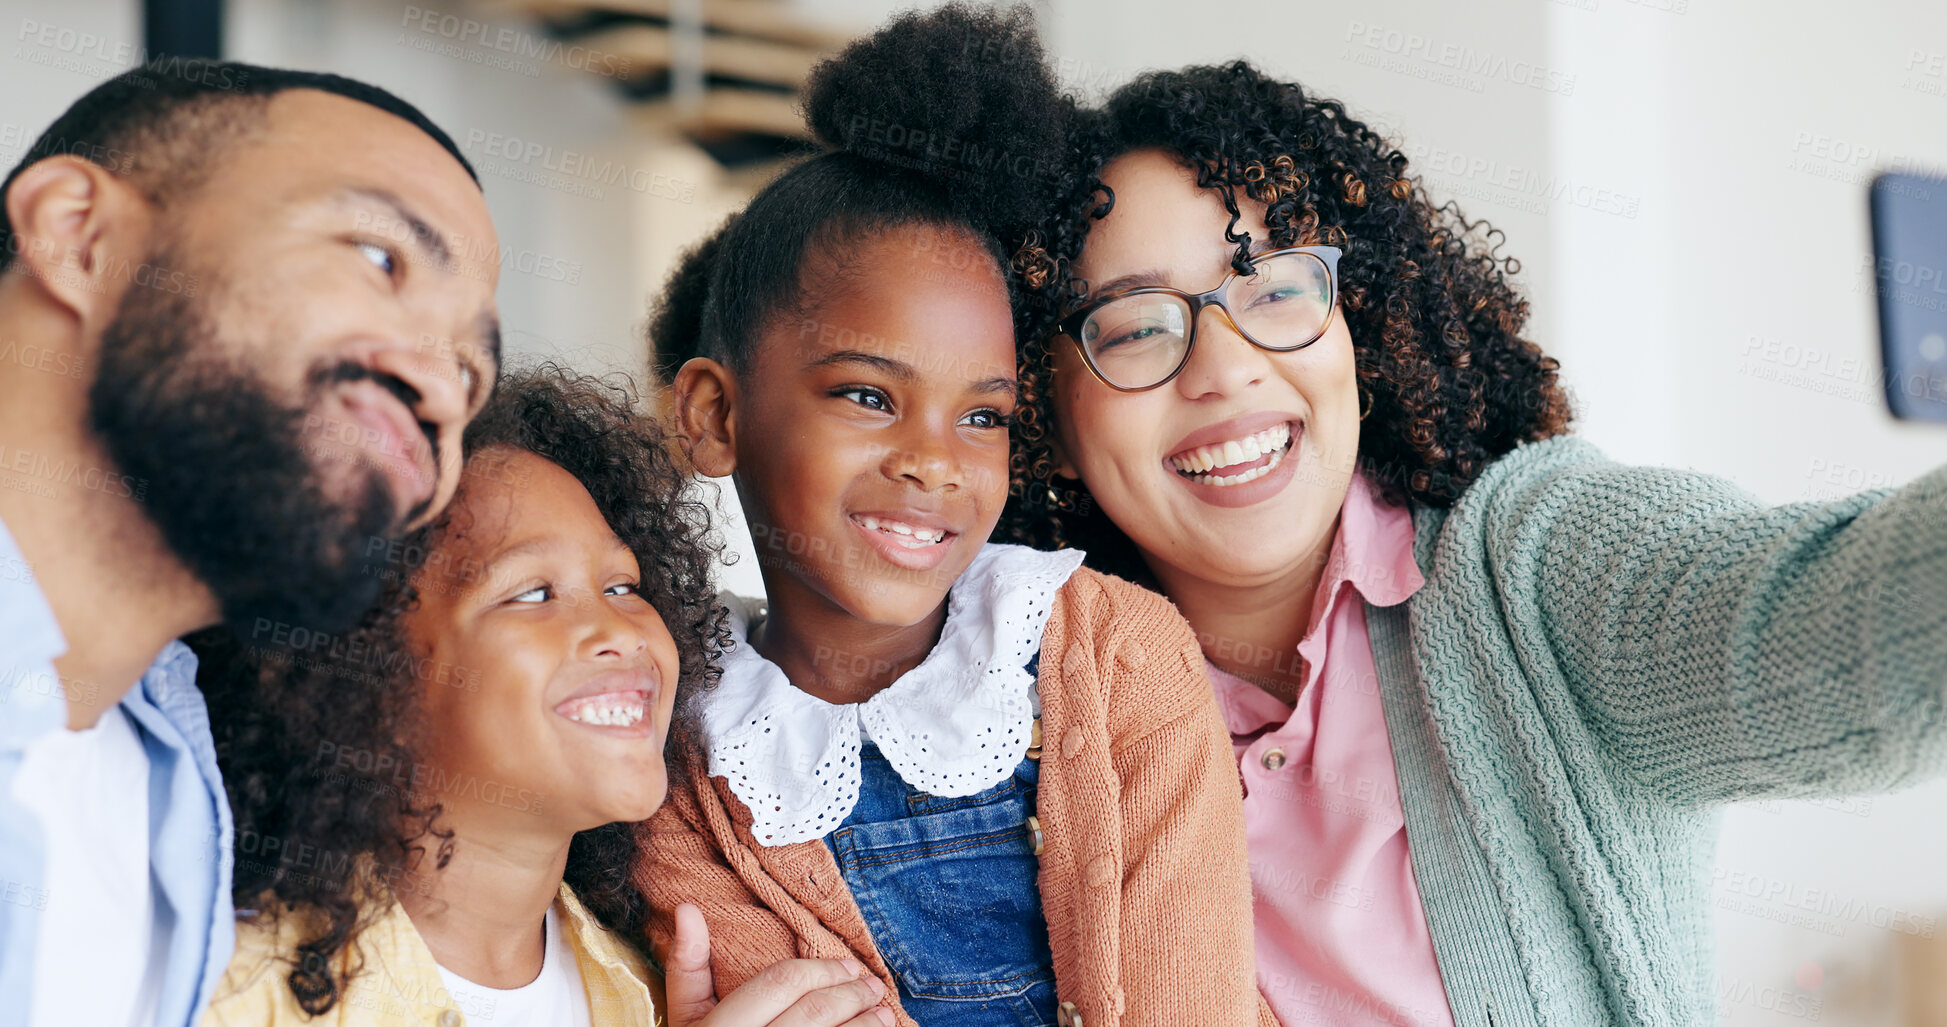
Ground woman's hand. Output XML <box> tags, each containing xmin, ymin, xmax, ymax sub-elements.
<box><xmin>664</xmin><ymin>903</ymin><xmax>895</xmax><ymax>1027</ymax></box>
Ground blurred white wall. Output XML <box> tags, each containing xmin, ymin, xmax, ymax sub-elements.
<box><xmin>7</xmin><ymin>1</ymin><xmax>1947</xmax><ymax>1022</ymax></box>
<box><xmin>4</xmin><ymin>3</ymin><xmax>141</xmax><ymax>171</ymax></box>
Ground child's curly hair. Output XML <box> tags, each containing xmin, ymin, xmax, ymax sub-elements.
<box><xmin>642</xmin><ymin>4</ymin><xmax>1071</xmax><ymax>389</ymax></box>
<box><xmin>193</xmin><ymin>364</ymin><xmax>726</xmax><ymax>1015</ymax></box>
<box><xmin>996</xmin><ymin>62</ymin><xmax>1574</xmax><ymax>574</ymax></box>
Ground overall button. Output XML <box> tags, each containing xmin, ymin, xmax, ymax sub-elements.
<box><xmin>1027</xmin><ymin>814</ymin><xmax>1045</xmax><ymax>855</ymax></box>
<box><xmin>1026</xmin><ymin>717</ymin><xmax>1044</xmax><ymax>760</ymax></box>
<box><xmin>1057</xmin><ymin>1000</ymin><xmax>1084</xmax><ymax>1027</ymax></box>
<box><xmin>1261</xmin><ymin>748</ymin><xmax>1287</xmax><ymax>771</ymax></box>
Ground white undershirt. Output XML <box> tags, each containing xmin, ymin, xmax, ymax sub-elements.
<box><xmin>11</xmin><ymin>705</ymin><xmax>167</xmax><ymax>1027</ymax></box>
<box><xmin>435</xmin><ymin>904</ymin><xmax>592</xmax><ymax>1026</ymax></box>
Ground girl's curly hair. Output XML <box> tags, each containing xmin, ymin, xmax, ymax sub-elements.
<box><xmin>192</xmin><ymin>364</ymin><xmax>727</xmax><ymax>1015</ymax></box>
<box><xmin>996</xmin><ymin>62</ymin><xmax>1574</xmax><ymax>575</ymax></box>
<box><xmin>645</xmin><ymin>4</ymin><xmax>1070</xmax><ymax>386</ymax></box>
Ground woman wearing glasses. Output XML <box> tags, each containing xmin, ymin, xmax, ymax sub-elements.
<box><xmin>997</xmin><ymin>60</ymin><xmax>1947</xmax><ymax>1027</ymax></box>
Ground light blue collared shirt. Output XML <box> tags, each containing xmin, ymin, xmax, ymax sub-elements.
<box><xmin>0</xmin><ymin>515</ymin><xmax>234</xmax><ymax>1027</ymax></box>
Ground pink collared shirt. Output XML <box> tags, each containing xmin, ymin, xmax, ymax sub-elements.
<box><xmin>1207</xmin><ymin>473</ymin><xmax>1455</xmax><ymax>1027</ymax></box>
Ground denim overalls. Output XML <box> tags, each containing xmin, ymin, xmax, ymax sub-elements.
<box><xmin>823</xmin><ymin>705</ymin><xmax>1057</xmax><ymax>1025</ymax></box>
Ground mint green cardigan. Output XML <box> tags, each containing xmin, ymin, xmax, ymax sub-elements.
<box><xmin>1374</xmin><ymin>436</ymin><xmax>1947</xmax><ymax>1026</ymax></box>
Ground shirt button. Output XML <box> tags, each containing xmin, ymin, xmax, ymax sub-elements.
<box><xmin>438</xmin><ymin>1010</ymin><xmax>464</xmax><ymax>1027</ymax></box>
<box><xmin>1261</xmin><ymin>748</ymin><xmax>1287</xmax><ymax>771</ymax></box>
<box><xmin>1026</xmin><ymin>815</ymin><xmax>1045</xmax><ymax>856</ymax></box>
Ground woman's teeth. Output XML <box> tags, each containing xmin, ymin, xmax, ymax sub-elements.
<box><xmin>855</xmin><ymin>515</ymin><xmax>947</xmax><ymax>548</ymax></box>
<box><xmin>559</xmin><ymin>694</ymin><xmax>648</xmax><ymax>727</ymax></box>
<box><xmin>1167</xmin><ymin>423</ymin><xmax>1294</xmax><ymax>483</ymax></box>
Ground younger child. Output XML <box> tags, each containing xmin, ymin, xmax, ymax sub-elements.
<box><xmin>641</xmin><ymin>8</ymin><xmax>1266</xmax><ymax>1027</ymax></box>
<box><xmin>197</xmin><ymin>368</ymin><xmax>896</xmax><ymax>1027</ymax></box>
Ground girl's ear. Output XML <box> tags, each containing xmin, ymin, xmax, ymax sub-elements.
<box><xmin>672</xmin><ymin>357</ymin><xmax>740</xmax><ymax>478</ymax></box>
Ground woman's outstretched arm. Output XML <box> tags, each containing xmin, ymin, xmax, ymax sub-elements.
<box><xmin>1427</xmin><ymin>437</ymin><xmax>1947</xmax><ymax>806</ymax></box>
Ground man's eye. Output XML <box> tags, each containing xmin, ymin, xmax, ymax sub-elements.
<box><xmin>355</xmin><ymin>241</ymin><xmax>398</xmax><ymax>276</ymax></box>
<box><xmin>510</xmin><ymin>586</ymin><xmax>549</xmax><ymax>604</ymax></box>
<box><xmin>605</xmin><ymin>582</ymin><xmax>637</xmax><ymax>597</ymax></box>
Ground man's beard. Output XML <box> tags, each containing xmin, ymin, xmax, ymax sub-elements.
<box><xmin>88</xmin><ymin>249</ymin><xmax>419</xmax><ymax>637</ymax></box>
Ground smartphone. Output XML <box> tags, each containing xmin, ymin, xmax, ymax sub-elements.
<box><xmin>1868</xmin><ymin>171</ymin><xmax>1947</xmax><ymax>421</ymax></box>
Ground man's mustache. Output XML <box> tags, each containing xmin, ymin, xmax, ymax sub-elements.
<box><xmin>312</xmin><ymin>361</ymin><xmax>444</xmax><ymax>526</ymax></box>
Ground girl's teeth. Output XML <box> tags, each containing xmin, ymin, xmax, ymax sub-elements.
<box><xmin>856</xmin><ymin>516</ymin><xmax>946</xmax><ymax>546</ymax></box>
<box><xmin>564</xmin><ymin>698</ymin><xmax>647</xmax><ymax>727</ymax></box>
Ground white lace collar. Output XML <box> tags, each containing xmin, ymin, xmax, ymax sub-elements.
<box><xmin>697</xmin><ymin>543</ymin><xmax>1086</xmax><ymax>846</ymax></box>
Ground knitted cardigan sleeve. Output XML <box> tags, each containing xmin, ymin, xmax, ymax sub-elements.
<box><xmin>1055</xmin><ymin>570</ymin><xmax>1264</xmax><ymax>1026</ymax></box>
<box><xmin>637</xmin><ymin>771</ymin><xmax>804</xmax><ymax>1002</ymax></box>
<box><xmin>1434</xmin><ymin>437</ymin><xmax>1947</xmax><ymax>805</ymax></box>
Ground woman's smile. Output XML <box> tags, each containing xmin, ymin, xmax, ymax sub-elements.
<box><xmin>1162</xmin><ymin>413</ymin><xmax>1306</xmax><ymax>509</ymax></box>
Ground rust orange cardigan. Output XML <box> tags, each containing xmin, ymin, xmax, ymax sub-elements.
<box><xmin>636</xmin><ymin>567</ymin><xmax>1274</xmax><ymax>1027</ymax></box>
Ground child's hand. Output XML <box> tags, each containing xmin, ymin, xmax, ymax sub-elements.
<box><xmin>665</xmin><ymin>903</ymin><xmax>896</xmax><ymax>1027</ymax></box>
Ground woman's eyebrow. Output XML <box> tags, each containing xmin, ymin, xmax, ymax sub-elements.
<box><xmin>1091</xmin><ymin>245</ymin><xmax>1284</xmax><ymax>300</ymax></box>
<box><xmin>1090</xmin><ymin>269</ymin><xmax>1170</xmax><ymax>298</ymax></box>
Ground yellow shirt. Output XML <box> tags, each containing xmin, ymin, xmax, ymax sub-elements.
<box><xmin>201</xmin><ymin>884</ymin><xmax>663</xmax><ymax>1026</ymax></box>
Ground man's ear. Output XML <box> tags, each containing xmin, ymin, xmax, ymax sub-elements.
<box><xmin>3</xmin><ymin>155</ymin><xmax>154</xmax><ymax>330</ymax></box>
<box><xmin>672</xmin><ymin>356</ymin><xmax>740</xmax><ymax>478</ymax></box>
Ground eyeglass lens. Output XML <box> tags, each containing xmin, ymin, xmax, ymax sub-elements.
<box><xmin>1076</xmin><ymin>250</ymin><xmax>1334</xmax><ymax>389</ymax></box>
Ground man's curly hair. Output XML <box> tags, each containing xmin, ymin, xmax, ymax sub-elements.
<box><xmin>193</xmin><ymin>364</ymin><xmax>726</xmax><ymax>1015</ymax></box>
<box><xmin>996</xmin><ymin>62</ymin><xmax>1574</xmax><ymax>574</ymax></box>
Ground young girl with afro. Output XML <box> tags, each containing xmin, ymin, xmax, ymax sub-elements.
<box><xmin>639</xmin><ymin>7</ymin><xmax>1266</xmax><ymax>1027</ymax></box>
<box><xmin>196</xmin><ymin>367</ymin><xmax>902</xmax><ymax>1027</ymax></box>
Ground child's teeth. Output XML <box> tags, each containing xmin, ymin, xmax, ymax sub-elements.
<box><xmin>858</xmin><ymin>516</ymin><xmax>947</xmax><ymax>546</ymax></box>
<box><xmin>566</xmin><ymin>697</ymin><xmax>646</xmax><ymax>726</ymax></box>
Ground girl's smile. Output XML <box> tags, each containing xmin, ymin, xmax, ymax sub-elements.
<box><xmin>679</xmin><ymin>221</ymin><xmax>1018</xmax><ymax>632</ymax></box>
<box><xmin>554</xmin><ymin>668</ymin><xmax>662</xmax><ymax>735</ymax></box>
<box><xmin>849</xmin><ymin>510</ymin><xmax>960</xmax><ymax>571</ymax></box>
<box><xmin>408</xmin><ymin>447</ymin><xmax>684</xmax><ymax>829</ymax></box>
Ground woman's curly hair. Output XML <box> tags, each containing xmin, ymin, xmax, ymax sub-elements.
<box><xmin>996</xmin><ymin>62</ymin><xmax>1574</xmax><ymax>574</ymax></box>
<box><xmin>192</xmin><ymin>364</ymin><xmax>727</xmax><ymax>1015</ymax></box>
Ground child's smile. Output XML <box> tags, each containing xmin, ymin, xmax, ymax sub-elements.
<box><xmin>554</xmin><ymin>667</ymin><xmax>662</xmax><ymax>735</ymax></box>
<box><xmin>694</xmin><ymin>222</ymin><xmax>1019</xmax><ymax>631</ymax></box>
<box><xmin>849</xmin><ymin>511</ymin><xmax>959</xmax><ymax>571</ymax></box>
